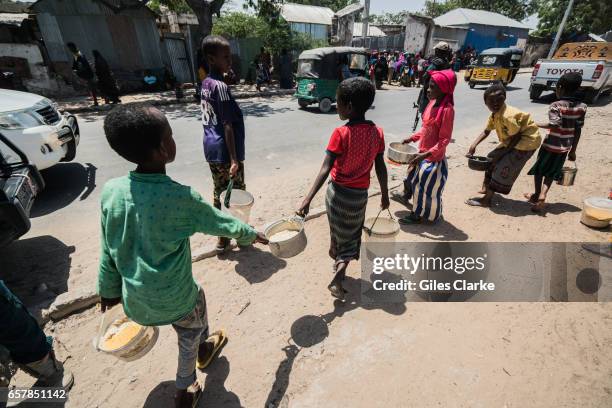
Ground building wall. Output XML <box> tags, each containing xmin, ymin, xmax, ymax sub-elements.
<box><xmin>0</xmin><ymin>43</ymin><xmax>71</xmax><ymax>96</ymax></box>
<box><xmin>432</xmin><ymin>26</ymin><xmax>467</xmax><ymax>52</ymax></box>
<box><xmin>404</xmin><ymin>15</ymin><xmax>431</xmax><ymax>54</ymax></box>
<box><xmin>32</xmin><ymin>0</ymin><xmax>163</xmax><ymax>73</ymax></box>
<box><xmin>463</xmin><ymin>24</ymin><xmax>529</xmax><ymax>53</ymax></box>
<box><xmin>290</xmin><ymin>22</ymin><xmax>329</xmax><ymax>41</ymax></box>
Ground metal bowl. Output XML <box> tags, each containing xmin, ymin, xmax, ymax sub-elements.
<box><xmin>467</xmin><ymin>155</ymin><xmax>492</xmax><ymax>171</ymax></box>
<box><xmin>388</xmin><ymin>142</ymin><xmax>418</xmax><ymax>164</ymax></box>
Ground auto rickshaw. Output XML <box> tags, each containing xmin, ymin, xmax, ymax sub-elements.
<box><xmin>465</xmin><ymin>47</ymin><xmax>523</xmax><ymax>88</ymax></box>
<box><xmin>295</xmin><ymin>47</ymin><xmax>369</xmax><ymax>113</ymax></box>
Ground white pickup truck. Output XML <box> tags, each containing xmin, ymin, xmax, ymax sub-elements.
<box><xmin>530</xmin><ymin>42</ymin><xmax>611</xmax><ymax>103</ymax></box>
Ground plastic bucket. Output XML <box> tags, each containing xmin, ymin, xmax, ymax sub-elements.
<box><xmin>94</xmin><ymin>306</ymin><xmax>159</xmax><ymax>362</ymax></box>
<box><xmin>557</xmin><ymin>165</ymin><xmax>577</xmax><ymax>186</ymax></box>
<box><xmin>220</xmin><ymin>189</ymin><xmax>254</xmax><ymax>223</ymax></box>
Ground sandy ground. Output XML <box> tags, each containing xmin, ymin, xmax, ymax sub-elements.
<box><xmin>9</xmin><ymin>100</ymin><xmax>612</xmax><ymax>407</ymax></box>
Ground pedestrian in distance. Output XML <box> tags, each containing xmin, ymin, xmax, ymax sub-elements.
<box><xmin>297</xmin><ymin>77</ymin><xmax>389</xmax><ymax>300</ymax></box>
<box><xmin>398</xmin><ymin>69</ymin><xmax>456</xmax><ymax>224</ymax></box>
<box><xmin>525</xmin><ymin>72</ymin><xmax>587</xmax><ymax>212</ymax></box>
<box><xmin>92</xmin><ymin>50</ymin><xmax>121</xmax><ymax>104</ymax></box>
<box><xmin>97</xmin><ymin>104</ymin><xmax>268</xmax><ymax>408</ymax></box>
<box><xmin>66</xmin><ymin>42</ymin><xmax>98</xmax><ymax>106</ymax></box>
<box><xmin>417</xmin><ymin>41</ymin><xmax>452</xmax><ymax>114</ymax></box>
<box><xmin>466</xmin><ymin>81</ymin><xmax>542</xmax><ymax>208</ymax></box>
<box><xmin>200</xmin><ymin>35</ymin><xmax>248</xmax><ymax>253</ymax></box>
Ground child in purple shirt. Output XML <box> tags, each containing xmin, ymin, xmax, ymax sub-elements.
<box><xmin>200</xmin><ymin>35</ymin><xmax>247</xmax><ymax>253</ymax></box>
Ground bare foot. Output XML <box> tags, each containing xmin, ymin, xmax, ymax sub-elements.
<box><xmin>531</xmin><ymin>199</ymin><xmax>546</xmax><ymax>213</ymax></box>
<box><xmin>524</xmin><ymin>193</ymin><xmax>538</xmax><ymax>204</ymax></box>
<box><xmin>465</xmin><ymin>197</ymin><xmax>491</xmax><ymax>207</ymax></box>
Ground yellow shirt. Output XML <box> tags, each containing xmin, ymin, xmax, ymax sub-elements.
<box><xmin>486</xmin><ymin>104</ymin><xmax>541</xmax><ymax>151</ymax></box>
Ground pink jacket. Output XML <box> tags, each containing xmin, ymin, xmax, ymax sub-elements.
<box><xmin>409</xmin><ymin>100</ymin><xmax>454</xmax><ymax>162</ymax></box>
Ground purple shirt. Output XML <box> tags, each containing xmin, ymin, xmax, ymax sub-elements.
<box><xmin>201</xmin><ymin>75</ymin><xmax>245</xmax><ymax>163</ymax></box>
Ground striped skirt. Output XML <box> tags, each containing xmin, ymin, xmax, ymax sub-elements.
<box><xmin>325</xmin><ymin>181</ymin><xmax>369</xmax><ymax>262</ymax></box>
<box><xmin>407</xmin><ymin>159</ymin><xmax>448</xmax><ymax>222</ymax></box>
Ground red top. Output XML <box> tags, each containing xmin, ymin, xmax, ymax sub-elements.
<box><xmin>409</xmin><ymin>100</ymin><xmax>454</xmax><ymax>162</ymax></box>
<box><xmin>326</xmin><ymin>121</ymin><xmax>385</xmax><ymax>189</ymax></box>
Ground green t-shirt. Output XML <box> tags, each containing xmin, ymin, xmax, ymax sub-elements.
<box><xmin>96</xmin><ymin>172</ymin><xmax>256</xmax><ymax>326</ymax></box>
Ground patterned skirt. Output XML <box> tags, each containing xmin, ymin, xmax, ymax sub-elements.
<box><xmin>485</xmin><ymin>147</ymin><xmax>535</xmax><ymax>195</ymax></box>
<box><xmin>527</xmin><ymin>148</ymin><xmax>568</xmax><ymax>181</ymax></box>
<box><xmin>325</xmin><ymin>181</ymin><xmax>369</xmax><ymax>262</ymax></box>
<box><xmin>406</xmin><ymin>159</ymin><xmax>448</xmax><ymax>222</ymax></box>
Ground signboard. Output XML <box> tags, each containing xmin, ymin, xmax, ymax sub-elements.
<box><xmin>554</xmin><ymin>42</ymin><xmax>611</xmax><ymax>61</ymax></box>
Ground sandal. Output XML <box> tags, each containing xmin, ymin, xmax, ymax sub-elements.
<box><xmin>531</xmin><ymin>200</ymin><xmax>546</xmax><ymax>213</ymax></box>
<box><xmin>398</xmin><ymin>213</ymin><xmax>422</xmax><ymax>225</ymax></box>
<box><xmin>197</xmin><ymin>330</ymin><xmax>228</xmax><ymax>370</ymax></box>
<box><xmin>215</xmin><ymin>237</ymin><xmax>230</xmax><ymax>254</ymax></box>
<box><xmin>524</xmin><ymin>193</ymin><xmax>538</xmax><ymax>204</ymax></box>
<box><xmin>327</xmin><ymin>282</ymin><xmax>347</xmax><ymax>300</ymax></box>
<box><xmin>465</xmin><ymin>198</ymin><xmax>490</xmax><ymax>207</ymax></box>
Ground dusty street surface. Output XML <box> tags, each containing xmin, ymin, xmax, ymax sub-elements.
<box><xmin>4</xmin><ymin>73</ymin><xmax>612</xmax><ymax>407</ymax></box>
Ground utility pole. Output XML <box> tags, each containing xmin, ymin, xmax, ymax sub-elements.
<box><xmin>362</xmin><ymin>0</ymin><xmax>370</xmax><ymax>40</ymax></box>
<box><xmin>547</xmin><ymin>0</ymin><xmax>574</xmax><ymax>58</ymax></box>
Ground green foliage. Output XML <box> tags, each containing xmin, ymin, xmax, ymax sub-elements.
<box><xmin>368</xmin><ymin>11</ymin><xmax>409</xmax><ymax>25</ymax></box>
<box><xmin>534</xmin><ymin>0</ymin><xmax>612</xmax><ymax>36</ymax></box>
<box><xmin>211</xmin><ymin>12</ymin><xmax>328</xmax><ymax>54</ymax></box>
<box><xmin>422</xmin><ymin>0</ymin><xmax>537</xmax><ymax>21</ymax></box>
<box><xmin>147</xmin><ymin>0</ymin><xmax>192</xmax><ymax>13</ymax></box>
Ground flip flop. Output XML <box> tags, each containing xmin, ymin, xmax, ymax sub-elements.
<box><xmin>398</xmin><ymin>213</ymin><xmax>422</xmax><ymax>225</ymax></box>
<box><xmin>465</xmin><ymin>198</ymin><xmax>490</xmax><ymax>207</ymax></box>
<box><xmin>531</xmin><ymin>200</ymin><xmax>546</xmax><ymax>213</ymax></box>
<box><xmin>197</xmin><ymin>330</ymin><xmax>228</xmax><ymax>370</ymax></box>
<box><xmin>327</xmin><ymin>282</ymin><xmax>347</xmax><ymax>300</ymax></box>
<box><xmin>188</xmin><ymin>382</ymin><xmax>202</xmax><ymax>408</ymax></box>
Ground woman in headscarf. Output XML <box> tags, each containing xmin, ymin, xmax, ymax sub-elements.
<box><xmin>398</xmin><ymin>69</ymin><xmax>456</xmax><ymax>224</ymax></box>
<box><xmin>92</xmin><ymin>50</ymin><xmax>120</xmax><ymax>104</ymax></box>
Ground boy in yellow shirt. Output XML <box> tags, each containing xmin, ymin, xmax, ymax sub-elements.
<box><xmin>466</xmin><ymin>82</ymin><xmax>541</xmax><ymax>207</ymax></box>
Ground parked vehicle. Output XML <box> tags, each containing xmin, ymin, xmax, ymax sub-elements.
<box><xmin>0</xmin><ymin>131</ymin><xmax>44</xmax><ymax>248</ymax></box>
<box><xmin>0</xmin><ymin>89</ymin><xmax>79</xmax><ymax>171</ymax></box>
<box><xmin>295</xmin><ymin>47</ymin><xmax>370</xmax><ymax>113</ymax></box>
<box><xmin>466</xmin><ymin>48</ymin><xmax>523</xmax><ymax>88</ymax></box>
<box><xmin>529</xmin><ymin>42</ymin><xmax>612</xmax><ymax>103</ymax></box>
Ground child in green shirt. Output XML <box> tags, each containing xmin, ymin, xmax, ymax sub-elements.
<box><xmin>97</xmin><ymin>104</ymin><xmax>267</xmax><ymax>408</ymax></box>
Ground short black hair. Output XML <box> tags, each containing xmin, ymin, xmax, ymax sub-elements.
<box><xmin>104</xmin><ymin>104</ymin><xmax>168</xmax><ymax>164</ymax></box>
<box><xmin>66</xmin><ymin>42</ymin><xmax>77</xmax><ymax>52</ymax></box>
<box><xmin>558</xmin><ymin>72</ymin><xmax>582</xmax><ymax>95</ymax></box>
<box><xmin>200</xmin><ymin>35</ymin><xmax>230</xmax><ymax>65</ymax></box>
<box><xmin>337</xmin><ymin>77</ymin><xmax>375</xmax><ymax>115</ymax></box>
<box><xmin>484</xmin><ymin>81</ymin><xmax>506</xmax><ymax>101</ymax></box>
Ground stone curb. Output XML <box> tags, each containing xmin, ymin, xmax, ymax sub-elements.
<box><xmin>41</xmin><ymin>183</ymin><xmax>402</xmax><ymax>323</ymax></box>
<box><xmin>59</xmin><ymin>89</ymin><xmax>295</xmax><ymax>114</ymax></box>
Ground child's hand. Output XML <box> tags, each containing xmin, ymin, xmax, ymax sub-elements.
<box><xmin>100</xmin><ymin>297</ymin><xmax>121</xmax><ymax>312</ymax></box>
<box><xmin>297</xmin><ymin>200</ymin><xmax>310</xmax><ymax>217</ymax></box>
<box><xmin>402</xmin><ymin>136</ymin><xmax>413</xmax><ymax>144</ymax></box>
<box><xmin>381</xmin><ymin>194</ymin><xmax>390</xmax><ymax>210</ymax></box>
<box><xmin>229</xmin><ymin>161</ymin><xmax>239</xmax><ymax>178</ymax></box>
<box><xmin>466</xmin><ymin>145</ymin><xmax>476</xmax><ymax>157</ymax></box>
<box><xmin>568</xmin><ymin>151</ymin><xmax>577</xmax><ymax>161</ymax></box>
<box><xmin>254</xmin><ymin>232</ymin><xmax>269</xmax><ymax>245</ymax></box>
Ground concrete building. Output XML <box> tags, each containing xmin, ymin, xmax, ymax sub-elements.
<box><xmin>433</xmin><ymin>8</ymin><xmax>530</xmax><ymax>52</ymax></box>
<box><xmin>280</xmin><ymin>3</ymin><xmax>334</xmax><ymax>41</ymax></box>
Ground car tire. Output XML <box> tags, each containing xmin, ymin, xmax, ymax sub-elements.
<box><xmin>529</xmin><ymin>86</ymin><xmax>543</xmax><ymax>101</ymax></box>
<box><xmin>61</xmin><ymin>140</ymin><xmax>77</xmax><ymax>162</ymax></box>
<box><xmin>469</xmin><ymin>82</ymin><xmax>475</xmax><ymax>89</ymax></box>
<box><xmin>298</xmin><ymin>99</ymin><xmax>309</xmax><ymax>109</ymax></box>
<box><xmin>584</xmin><ymin>89</ymin><xmax>601</xmax><ymax>104</ymax></box>
<box><xmin>319</xmin><ymin>98</ymin><xmax>332</xmax><ymax>113</ymax></box>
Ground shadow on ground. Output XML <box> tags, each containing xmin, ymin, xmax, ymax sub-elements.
<box><xmin>0</xmin><ymin>235</ymin><xmax>74</xmax><ymax>312</ymax></box>
<box><xmin>31</xmin><ymin>162</ymin><xmax>97</xmax><ymax>218</ymax></box>
<box><xmin>219</xmin><ymin>246</ymin><xmax>287</xmax><ymax>284</ymax></box>
<box><xmin>490</xmin><ymin>195</ymin><xmax>581</xmax><ymax>218</ymax></box>
<box><xmin>394</xmin><ymin>209</ymin><xmax>469</xmax><ymax>241</ymax></box>
<box><xmin>265</xmin><ymin>276</ymin><xmax>406</xmax><ymax>407</ymax></box>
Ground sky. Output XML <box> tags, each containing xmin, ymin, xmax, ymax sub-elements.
<box><xmin>224</xmin><ymin>0</ymin><xmax>429</xmax><ymax>14</ymax></box>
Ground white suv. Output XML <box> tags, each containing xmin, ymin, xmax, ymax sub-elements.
<box><xmin>0</xmin><ymin>89</ymin><xmax>79</xmax><ymax>170</ymax></box>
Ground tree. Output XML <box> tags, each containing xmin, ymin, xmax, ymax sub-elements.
<box><xmin>212</xmin><ymin>12</ymin><xmax>267</xmax><ymax>38</ymax></box>
<box><xmin>368</xmin><ymin>11</ymin><xmax>409</xmax><ymax>25</ymax></box>
<box><xmin>422</xmin><ymin>0</ymin><xmax>537</xmax><ymax>21</ymax></box>
<box><xmin>534</xmin><ymin>0</ymin><xmax>612</xmax><ymax>36</ymax></box>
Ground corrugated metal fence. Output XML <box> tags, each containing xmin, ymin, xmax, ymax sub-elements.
<box><xmin>161</xmin><ymin>35</ymin><xmax>193</xmax><ymax>83</ymax></box>
<box><xmin>352</xmin><ymin>34</ymin><xmax>406</xmax><ymax>51</ymax></box>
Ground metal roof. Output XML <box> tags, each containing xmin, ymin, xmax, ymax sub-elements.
<box><xmin>280</xmin><ymin>3</ymin><xmax>334</xmax><ymax>25</ymax></box>
<box><xmin>335</xmin><ymin>3</ymin><xmax>363</xmax><ymax>18</ymax></box>
<box><xmin>298</xmin><ymin>46</ymin><xmax>368</xmax><ymax>60</ymax></box>
<box><xmin>0</xmin><ymin>12</ymin><xmax>28</xmax><ymax>25</ymax></box>
<box><xmin>353</xmin><ymin>22</ymin><xmax>386</xmax><ymax>37</ymax></box>
<box><xmin>434</xmin><ymin>8</ymin><xmax>530</xmax><ymax>30</ymax></box>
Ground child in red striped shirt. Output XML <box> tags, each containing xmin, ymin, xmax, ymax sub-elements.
<box><xmin>526</xmin><ymin>72</ymin><xmax>587</xmax><ymax>212</ymax></box>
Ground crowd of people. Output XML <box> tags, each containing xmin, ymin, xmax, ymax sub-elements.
<box><xmin>1</xmin><ymin>36</ymin><xmax>588</xmax><ymax>408</ymax></box>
